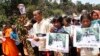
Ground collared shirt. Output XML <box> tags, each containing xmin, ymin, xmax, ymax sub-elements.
<box><xmin>32</xmin><ymin>19</ymin><xmax>51</xmax><ymax>34</ymax></box>
<box><xmin>29</xmin><ymin>19</ymin><xmax>52</xmax><ymax>47</ymax></box>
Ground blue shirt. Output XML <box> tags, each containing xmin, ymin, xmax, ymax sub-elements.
<box><xmin>52</xmin><ymin>27</ymin><xmax>68</xmax><ymax>33</ymax></box>
<box><xmin>10</xmin><ymin>32</ymin><xmax>20</xmax><ymax>45</ymax></box>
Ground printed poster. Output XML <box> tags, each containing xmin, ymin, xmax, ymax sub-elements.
<box><xmin>46</xmin><ymin>33</ymin><xmax>69</xmax><ymax>53</ymax></box>
<box><xmin>73</xmin><ymin>27</ymin><xmax>100</xmax><ymax>48</ymax></box>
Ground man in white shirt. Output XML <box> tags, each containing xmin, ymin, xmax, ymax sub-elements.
<box><xmin>28</xmin><ymin>10</ymin><xmax>53</xmax><ymax>56</ymax></box>
<box><xmin>32</xmin><ymin>10</ymin><xmax>51</xmax><ymax>33</ymax></box>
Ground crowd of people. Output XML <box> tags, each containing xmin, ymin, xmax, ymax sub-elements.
<box><xmin>0</xmin><ymin>9</ymin><xmax>100</xmax><ymax>56</ymax></box>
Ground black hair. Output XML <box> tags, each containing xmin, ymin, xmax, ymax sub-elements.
<box><xmin>38</xmin><ymin>10</ymin><xmax>42</xmax><ymax>15</ymax></box>
<box><xmin>31</xmin><ymin>18</ymin><xmax>36</xmax><ymax>24</ymax></box>
<box><xmin>80</xmin><ymin>14</ymin><xmax>92</xmax><ymax>22</ymax></box>
<box><xmin>91</xmin><ymin>11</ymin><xmax>99</xmax><ymax>17</ymax></box>
<box><xmin>63</xmin><ymin>16</ymin><xmax>71</xmax><ymax>24</ymax></box>
<box><xmin>12</xmin><ymin>28</ymin><xmax>17</xmax><ymax>33</ymax></box>
<box><xmin>51</xmin><ymin>16</ymin><xmax>63</xmax><ymax>26</ymax></box>
<box><xmin>34</xmin><ymin>10</ymin><xmax>42</xmax><ymax>15</ymax></box>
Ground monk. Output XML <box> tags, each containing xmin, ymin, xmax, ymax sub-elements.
<box><xmin>2</xmin><ymin>24</ymin><xmax>19</xmax><ymax>56</ymax></box>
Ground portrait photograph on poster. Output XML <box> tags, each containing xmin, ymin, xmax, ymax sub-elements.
<box><xmin>74</xmin><ymin>27</ymin><xmax>100</xmax><ymax>48</ymax></box>
<box><xmin>46</xmin><ymin>33</ymin><xmax>69</xmax><ymax>53</ymax></box>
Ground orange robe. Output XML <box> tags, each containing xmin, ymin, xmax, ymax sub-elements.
<box><xmin>2</xmin><ymin>28</ymin><xmax>19</xmax><ymax>56</ymax></box>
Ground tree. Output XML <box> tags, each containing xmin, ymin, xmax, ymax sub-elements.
<box><xmin>84</xmin><ymin>3</ymin><xmax>92</xmax><ymax>12</ymax></box>
<box><xmin>76</xmin><ymin>1</ymin><xmax>84</xmax><ymax>13</ymax></box>
<box><xmin>93</xmin><ymin>4</ymin><xmax>100</xmax><ymax>10</ymax></box>
<box><xmin>26</xmin><ymin>5</ymin><xmax>36</xmax><ymax>19</ymax></box>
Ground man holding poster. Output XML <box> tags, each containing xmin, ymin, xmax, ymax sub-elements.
<box><xmin>28</xmin><ymin>10</ymin><xmax>53</xmax><ymax>56</ymax></box>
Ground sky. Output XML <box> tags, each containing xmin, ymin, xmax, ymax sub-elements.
<box><xmin>72</xmin><ymin>0</ymin><xmax>100</xmax><ymax>4</ymax></box>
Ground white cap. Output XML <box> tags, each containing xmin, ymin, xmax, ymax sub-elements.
<box><xmin>74</xmin><ymin>16</ymin><xmax>80</xmax><ymax>20</ymax></box>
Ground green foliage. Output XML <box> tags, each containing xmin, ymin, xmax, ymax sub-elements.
<box><xmin>93</xmin><ymin>4</ymin><xmax>100</xmax><ymax>10</ymax></box>
<box><xmin>0</xmin><ymin>15</ymin><xmax>7</xmax><ymax>30</ymax></box>
<box><xmin>26</xmin><ymin>5</ymin><xmax>36</xmax><ymax>19</ymax></box>
<box><xmin>9</xmin><ymin>15</ymin><xmax>18</xmax><ymax>25</ymax></box>
<box><xmin>0</xmin><ymin>0</ymin><xmax>100</xmax><ymax>30</ymax></box>
<box><xmin>84</xmin><ymin>3</ymin><xmax>92</xmax><ymax>12</ymax></box>
<box><xmin>0</xmin><ymin>6</ymin><xmax>5</xmax><ymax>15</ymax></box>
<box><xmin>0</xmin><ymin>15</ymin><xmax>7</xmax><ymax>22</ymax></box>
<box><xmin>76</xmin><ymin>1</ymin><xmax>84</xmax><ymax>13</ymax></box>
<box><xmin>51</xmin><ymin>9</ymin><xmax>64</xmax><ymax>16</ymax></box>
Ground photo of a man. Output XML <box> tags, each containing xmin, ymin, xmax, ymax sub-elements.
<box><xmin>46</xmin><ymin>33</ymin><xmax>69</xmax><ymax>53</ymax></box>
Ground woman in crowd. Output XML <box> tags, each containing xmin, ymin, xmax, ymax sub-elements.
<box><xmin>90</xmin><ymin>10</ymin><xmax>100</xmax><ymax>27</ymax></box>
<box><xmin>91</xmin><ymin>10</ymin><xmax>100</xmax><ymax>20</ymax></box>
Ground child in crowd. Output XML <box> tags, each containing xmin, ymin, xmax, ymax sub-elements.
<box><xmin>50</xmin><ymin>16</ymin><xmax>67</xmax><ymax>33</ymax></box>
<box><xmin>77</xmin><ymin>14</ymin><xmax>99</xmax><ymax>56</ymax></box>
<box><xmin>50</xmin><ymin>16</ymin><xmax>68</xmax><ymax>56</ymax></box>
<box><xmin>63</xmin><ymin>16</ymin><xmax>72</xmax><ymax>35</ymax></box>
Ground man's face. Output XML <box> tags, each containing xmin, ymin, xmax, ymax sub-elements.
<box><xmin>33</xmin><ymin>11</ymin><xmax>42</xmax><ymax>22</ymax></box>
